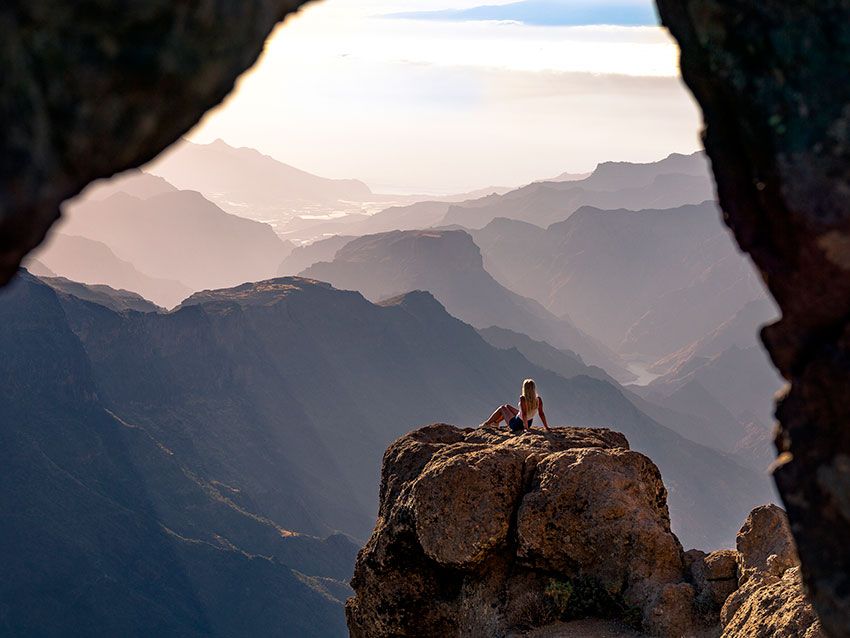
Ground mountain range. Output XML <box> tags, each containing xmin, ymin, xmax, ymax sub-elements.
<box><xmin>0</xmin><ymin>273</ymin><xmax>354</xmax><ymax>637</ymax></box>
<box><xmin>277</xmin><ymin>235</ymin><xmax>356</xmax><ymax>277</ymax></box>
<box><xmin>309</xmin><ymin>151</ymin><xmax>713</xmax><ymax>239</ymax></box>
<box><xmin>29</xmin><ymin>232</ymin><xmax>191</xmax><ymax>308</ymax></box>
<box><xmin>8</xmin><ymin>271</ymin><xmax>773</xmax><ymax>548</ymax></box>
<box><xmin>1</xmin><ymin>143</ymin><xmax>787</xmax><ymax>635</ymax></box>
<box><xmin>300</xmin><ymin>229</ymin><xmax>633</xmax><ymax>382</ymax></box>
<box><xmin>38</xmin><ymin>172</ymin><xmax>295</xmax><ymax>306</ymax></box>
<box><xmin>469</xmin><ymin>201</ymin><xmax>767</xmax><ymax>359</ymax></box>
<box><xmin>149</xmin><ymin>139</ymin><xmax>374</xmax><ymax>206</ymax></box>
<box><xmin>3</xmin><ymin>250</ymin><xmax>776</xmax><ymax>633</ymax></box>
<box><xmin>634</xmin><ymin>298</ymin><xmax>784</xmax><ymax>469</ymax></box>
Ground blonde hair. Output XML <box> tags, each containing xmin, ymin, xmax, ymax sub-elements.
<box><xmin>521</xmin><ymin>379</ymin><xmax>538</xmax><ymax>415</ymax></box>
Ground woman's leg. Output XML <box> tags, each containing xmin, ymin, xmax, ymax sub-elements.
<box><xmin>482</xmin><ymin>404</ymin><xmax>518</xmax><ymax>427</ymax></box>
<box><xmin>501</xmin><ymin>404</ymin><xmax>518</xmax><ymax>425</ymax></box>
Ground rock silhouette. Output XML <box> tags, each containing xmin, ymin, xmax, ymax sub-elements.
<box><xmin>0</xmin><ymin>1</ymin><xmax>306</xmax><ymax>283</ymax></box>
<box><xmin>656</xmin><ymin>2</ymin><xmax>850</xmax><ymax>633</ymax></box>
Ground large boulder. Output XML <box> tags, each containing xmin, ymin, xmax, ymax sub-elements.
<box><xmin>347</xmin><ymin>425</ymin><xmax>829</xmax><ymax>637</ymax></box>
<box><xmin>346</xmin><ymin>424</ymin><xmax>700</xmax><ymax>638</ymax></box>
<box><xmin>516</xmin><ymin>448</ymin><xmax>689</xmax><ymax>636</ymax></box>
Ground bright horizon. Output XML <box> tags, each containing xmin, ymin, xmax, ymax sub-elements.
<box><xmin>183</xmin><ymin>0</ymin><xmax>703</xmax><ymax>194</ymax></box>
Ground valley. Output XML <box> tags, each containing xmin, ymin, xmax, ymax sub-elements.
<box><xmin>7</xmin><ymin>145</ymin><xmax>784</xmax><ymax>636</ymax></box>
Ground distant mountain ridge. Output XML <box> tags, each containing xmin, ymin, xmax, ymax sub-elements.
<box><xmin>581</xmin><ymin>151</ymin><xmax>710</xmax><ymax>190</ymax></box>
<box><xmin>59</xmin><ymin>187</ymin><xmax>294</xmax><ymax>295</ymax></box>
<box><xmin>301</xmin><ymin>229</ymin><xmax>633</xmax><ymax>382</ymax></box>
<box><xmin>41</xmin><ymin>275</ymin><xmax>164</xmax><ymax>313</ymax></box>
<box><xmin>29</xmin><ymin>232</ymin><xmax>191</xmax><ymax>308</ymax></box>
<box><xmin>150</xmin><ymin>138</ymin><xmax>374</xmax><ymax>204</ymax></box>
<box><xmin>470</xmin><ymin>201</ymin><xmax>766</xmax><ymax>358</ymax></box>
<box><xmin>81</xmin><ymin>167</ymin><xmax>177</xmax><ymax>201</ymax></box>
<box><xmin>278</xmin><ymin>235</ymin><xmax>356</xmax><ymax>276</ymax></box>
<box><xmin>441</xmin><ymin>172</ymin><xmax>714</xmax><ymax>229</ymax></box>
<box><xmin>9</xmin><ymin>271</ymin><xmax>773</xmax><ymax>545</ymax></box>
<box><xmin>633</xmin><ymin>299</ymin><xmax>784</xmax><ymax>470</ymax></box>
<box><xmin>244</xmin><ymin>150</ymin><xmax>713</xmax><ymax>241</ymax></box>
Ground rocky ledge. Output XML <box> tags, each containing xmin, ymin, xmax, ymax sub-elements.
<box><xmin>345</xmin><ymin>425</ymin><xmax>822</xmax><ymax>637</ymax></box>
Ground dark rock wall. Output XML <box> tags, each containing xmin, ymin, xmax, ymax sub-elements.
<box><xmin>655</xmin><ymin>2</ymin><xmax>850</xmax><ymax>635</ymax></box>
<box><xmin>0</xmin><ymin>0</ymin><xmax>307</xmax><ymax>283</ymax></box>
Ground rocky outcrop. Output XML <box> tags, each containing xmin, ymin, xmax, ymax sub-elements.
<box><xmin>0</xmin><ymin>1</ymin><xmax>307</xmax><ymax>284</ymax></box>
<box><xmin>685</xmin><ymin>549</ymin><xmax>738</xmax><ymax>616</ymax></box>
<box><xmin>346</xmin><ymin>425</ymin><xmax>702</xmax><ymax>638</ymax></box>
<box><xmin>721</xmin><ymin>505</ymin><xmax>824</xmax><ymax>638</ymax></box>
<box><xmin>655</xmin><ymin>2</ymin><xmax>850</xmax><ymax>635</ymax></box>
<box><xmin>347</xmin><ymin>425</ymin><xmax>823</xmax><ymax>638</ymax></box>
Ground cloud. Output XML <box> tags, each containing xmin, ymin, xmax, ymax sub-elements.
<box><xmin>385</xmin><ymin>0</ymin><xmax>659</xmax><ymax>27</ymax></box>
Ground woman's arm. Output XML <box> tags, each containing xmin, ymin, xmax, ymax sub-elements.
<box><xmin>538</xmin><ymin>398</ymin><xmax>551</xmax><ymax>431</ymax></box>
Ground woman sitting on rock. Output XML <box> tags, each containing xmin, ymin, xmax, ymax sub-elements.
<box><xmin>480</xmin><ymin>378</ymin><xmax>551</xmax><ymax>433</ymax></box>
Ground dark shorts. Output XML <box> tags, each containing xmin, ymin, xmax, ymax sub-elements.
<box><xmin>508</xmin><ymin>416</ymin><xmax>532</xmax><ymax>432</ymax></box>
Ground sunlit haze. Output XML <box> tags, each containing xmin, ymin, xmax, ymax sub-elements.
<box><xmin>186</xmin><ymin>0</ymin><xmax>702</xmax><ymax>194</ymax></box>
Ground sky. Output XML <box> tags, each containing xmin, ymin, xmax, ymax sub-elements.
<box><xmin>187</xmin><ymin>0</ymin><xmax>703</xmax><ymax>194</ymax></box>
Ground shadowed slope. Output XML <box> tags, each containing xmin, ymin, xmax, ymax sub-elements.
<box><xmin>0</xmin><ymin>272</ymin><xmax>351</xmax><ymax>637</ymax></box>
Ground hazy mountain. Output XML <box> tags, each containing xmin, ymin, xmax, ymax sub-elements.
<box><xmin>277</xmin><ymin>236</ymin><xmax>355</xmax><ymax>276</ymax></box>
<box><xmin>580</xmin><ymin>151</ymin><xmax>711</xmax><ymax>191</ymax></box>
<box><xmin>144</xmin><ymin>139</ymin><xmax>525</xmax><ymax>243</ymax></box>
<box><xmin>0</xmin><ymin>273</ymin><xmax>353</xmax><ymax>638</ymax></box>
<box><xmin>301</xmin><ymin>229</ymin><xmax>633</xmax><ymax>382</ymax></box>
<box><xmin>354</xmin><ymin>200</ymin><xmax>454</xmax><ymax>234</ymax></box>
<box><xmin>292</xmin><ymin>192</ymin><xmax>506</xmax><ymax>239</ymax></box>
<box><xmin>478</xmin><ymin>322</ymin><xmax>760</xmax><ymax>458</ymax></box>
<box><xmin>477</xmin><ymin>325</ymin><xmax>614</xmax><ymax>384</ymax></box>
<box><xmin>619</xmin><ymin>244</ymin><xmax>768</xmax><ymax>357</ymax></box>
<box><xmin>648</xmin><ymin>344</ymin><xmax>783</xmax><ymax>437</ymax></box>
<box><xmin>547</xmin><ymin>170</ymin><xmax>592</xmax><ymax>182</ymax></box>
<box><xmin>641</xmin><ymin>345</ymin><xmax>782</xmax><ymax>470</ymax></box>
<box><xmin>628</xmin><ymin>300</ymin><xmax>784</xmax><ymax>469</ymax></box>
<box><xmin>149</xmin><ymin>138</ymin><xmax>373</xmax><ymax>205</ymax></box>
<box><xmin>29</xmin><ymin>232</ymin><xmax>191</xmax><ymax>308</ymax></box>
<box><xmin>41</xmin><ymin>275</ymin><xmax>163</xmax><ymax>313</ymax></box>
<box><xmin>312</xmin><ymin>152</ymin><xmax>710</xmax><ymax>240</ymax></box>
<box><xmin>470</xmin><ymin>202</ymin><xmax>766</xmax><ymax>358</ymax></box>
<box><xmin>439</xmin><ymin>156</ymin><xmax>715</xmax><ymax>229</ymax></box>
<box><xmin>21</xmin><ymin>257</ymin><xmax>55</xmax><ymax>277</ymax></box>
<box><xmin>652</xmin><ymin>298</ymin><xmax>780</xmax><ymax>375</ymax></box>
<box><xmin>60</xmin><ymin>190</ymin><xmax>294</xmax><ymax>292</ymax></box>
<box><xmin>10</xmin><ymin>271</ymin><xmax>773</xmax><ymax>550</ymax></box>
<box><xmin>81</xmin><ymin>168</ymin><xmax>177</xmax><ymax>201</ymax></box>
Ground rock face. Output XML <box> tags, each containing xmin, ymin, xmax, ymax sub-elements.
<box><xmin>685</xmin><ymin>549</ymin><xmax>739</xmax><ymax>617</ymax></box>
<box><xmin>346</xmin><ymin>425</ymin><xmax>701</xmax><ymax>638</ymax></box>
<box><xmin>347</xmin><ymin>426</ymin><xmax>824</xmax><ymax>638</ymax></box>
<box><xmin>721</xmin><ymin>505</ymin><xmax>824</xmax><ymax>638</ymax></box>
<box><xmin>0</xmin><ymin>1</ymin><xmax>306</xmax><ymax>284</ymax></box>
<box><xmin>655</xmin><ymin>2</ymin><xmax>850</xmax><ymax>635</ymax></box>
